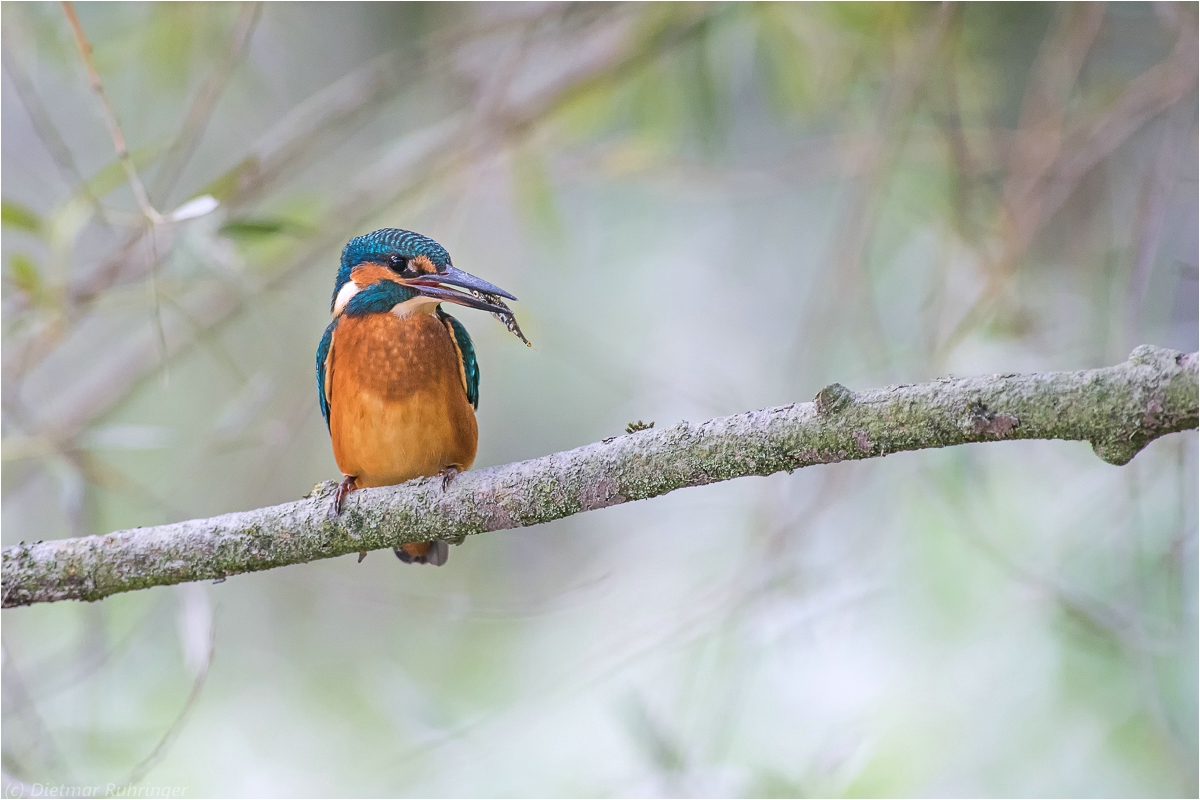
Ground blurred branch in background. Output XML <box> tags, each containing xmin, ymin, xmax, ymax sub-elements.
<box><xmin>943</xmin><ymin>3</ymin><xmax>1198</xmax><ymax>357</ymax></box>
<box><xmin>4</xmin><ymin>345</ymin><xmax>1195</xmax><ymax>608</ymax></box>
<box><xmin>1</xmin><ymin>28</ymin><xmax>111</xmax><ymax>228</ymax></box>
<box><xmin>795</xmin><ymin>2</ymin><xmax>953</xmax><ymax>376</ymax></box>
<box><xmin>4</xmin><ymin>3</ymin><xmax>686</xmax><ymax>458</ymax></box>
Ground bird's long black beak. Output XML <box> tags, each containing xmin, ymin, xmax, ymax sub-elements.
<box><xmin>436</xmin><ymin>266</ymin><xmax>517</xmax><ymax>301</ymax></box>
<box><xmin>404</xmin><ymin>266</ymin><xmax>517</xmax><ymax>314</ymax></box>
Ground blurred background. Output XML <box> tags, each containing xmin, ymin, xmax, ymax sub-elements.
<box><xmin>2</xmin><ymin>2</ymin><xmax>1197</xmax><ymax>797</ymax></box>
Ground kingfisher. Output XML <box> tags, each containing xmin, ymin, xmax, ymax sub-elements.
<box><xmin>316</xmin><ymin>228</ymin><xmax>527</xmax><ymax>565</ymax></box>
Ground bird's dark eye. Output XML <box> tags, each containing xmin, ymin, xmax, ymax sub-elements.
<box><xmin>388</xmin><ymin>254</ymin><xmax>408</xmax><ymax>272</ymax></box>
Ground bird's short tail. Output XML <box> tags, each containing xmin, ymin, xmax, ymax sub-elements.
<box><xmin>394</xmin><ymin>540</ymin><xmax>449</xmax><ymax>566</ymax></box>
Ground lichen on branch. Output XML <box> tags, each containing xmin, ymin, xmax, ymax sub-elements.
<box><xmin>3</xmin><ymin>345</ymin><xmax>1196</xmax><ymax>609</ymax></box>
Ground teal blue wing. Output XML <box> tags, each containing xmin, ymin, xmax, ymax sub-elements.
<box><xmin>439</xmin><ymin>310</ymin><xmax>479</xmax><ymax>409</ymax></box>
<box><xmin>316</xmin><ymin>318</ymin><xmax>338</xmax><ymax>430</ymax></box>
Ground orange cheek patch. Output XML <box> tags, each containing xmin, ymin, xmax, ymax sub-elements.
<box><xmin>410</xmin><ymin>255</ymin><xmax>438</xmax><ymax>275</ymax></box>
<box><xmin>351</xmin><ymin>262</ymin><xmax>397</xmax><ymax>287</ymax></box>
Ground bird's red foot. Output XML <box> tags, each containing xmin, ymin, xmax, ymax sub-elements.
<box><xmin>332</xmin><ymin>475</ymin><xmax>357</xmax><ymax>516</ymax></box>
<box><xmin>438</xmin><ymin>465</ymin><xmax>460</xmax><ymax>492</ymax></box>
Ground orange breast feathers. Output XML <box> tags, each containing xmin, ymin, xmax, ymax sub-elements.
<box><xmin>327</xmin><ymin>310</ymin><xmax>477</xmax><ymax>488</ymax></box>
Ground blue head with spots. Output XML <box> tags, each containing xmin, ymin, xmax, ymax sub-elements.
<box><xmin>332</xmin><ymin>228</ymin><xmax>453</xmax><ymax>311</ymax></box>
<box><xmin>330</xmin><ymin>227</ymin><xmax>520</xmax><ymax>326</ymax></box>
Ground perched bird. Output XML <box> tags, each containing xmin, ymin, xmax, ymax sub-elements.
<box><xmin>317</xmin><ymin>228</ymin><xmax>525</xmax><ymax>565</ymax></box>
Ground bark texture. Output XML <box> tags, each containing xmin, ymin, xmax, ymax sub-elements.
<box><xmin>4</xmin><ymin>345</ymin><xmax>1196</xmax><ymax>608</ymax></box>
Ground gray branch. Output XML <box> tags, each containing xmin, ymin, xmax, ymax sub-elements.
<box><xmin>4</xmin><ymin>345</ymin><xmax>1196</xmax><ymax>609</ymax></box>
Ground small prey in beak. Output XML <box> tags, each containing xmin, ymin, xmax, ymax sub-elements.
<box><xmin>402</xmin><ymin>266</ymin><xmax>531</xmax><ymax>346</ymax></box>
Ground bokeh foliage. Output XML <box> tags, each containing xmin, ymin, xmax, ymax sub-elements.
<box><xmin>2</xmin><ymin>3</ymin><xmax>1197</xmax><ymax>797</ymax></box>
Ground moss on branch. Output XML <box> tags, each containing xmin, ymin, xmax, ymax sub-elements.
<box><xmin>3</xmin><ymin>345</ymin><xmax>1196</xmax><ymax>608</ymax></box>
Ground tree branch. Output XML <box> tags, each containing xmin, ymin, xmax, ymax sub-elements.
<box><xmin>3</xmin><ymin>345</ymin><xmax>1196</xmax><ymax>609</ymax></box>
<box><xmin>63</xmin><ymin>1</ymin><xmax>164</xmax><ymax>225</ymax></box>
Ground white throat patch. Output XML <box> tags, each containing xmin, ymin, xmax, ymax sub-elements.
<box><xmin>332</xmin><ymin>281</ymin><xmax>360</xmax><ymax>316</ymax></box>
<box><xmin>333</xmin><ymin>280</ymin><xmax>441</xmax><ymax>318</ymax></box>
<box><xmin>390</xmin><ymin>295</ymin><xmax>442</xmax><ymax>318</ymax></box>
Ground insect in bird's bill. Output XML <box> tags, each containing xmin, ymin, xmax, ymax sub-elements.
<box><xmin>316</xmin><ymin>228</ymin><xmax>527</xmax><ymax>565</ymax></box>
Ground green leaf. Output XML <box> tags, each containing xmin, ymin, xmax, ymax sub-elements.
<box><xmin>219</xmin><ymin>217</ymin><xmax>310</xmax><ymax>242</ymax></box>
<box><xmin>9</xmin><ymin>254</ymin><xmax>42</xmax><ymax>296</ymax></box>
<box><xmin>200</xmin><ymin>156</ymin><xmax>261</xmax><ymax>205</ymax></box>
<box><xmin>47</xmin><ymin>195</ymin><xmax>95</xmax><ymax>257</ymax></box>
<box><xmin>1</xmin><ymin>201</ymin><xmax>44</xmax><ymax>236</ymax></box>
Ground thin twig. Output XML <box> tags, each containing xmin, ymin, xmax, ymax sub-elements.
<box><xmin>0</xmin><ymin>26</ymin><xmax>110</xmax><ymax>227</ymax></box>
<box><xmin>62</xmin><ymin>1</ymin><xmax>163</xmax><ymax>224</ymax></box>
<box><xmin>145</xmin><ymin>227</ymin><xmax>170</xmax><ymax>387</ymax></box>
<box><xmin>107</xmin><ymin>621</ymin><xmax>215</xmax><ymax>792</ymax></box>
<box><xmin>150</xmin><ymin>2</ymin><xmax>263</xmax><ymax>206</ymax></box>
